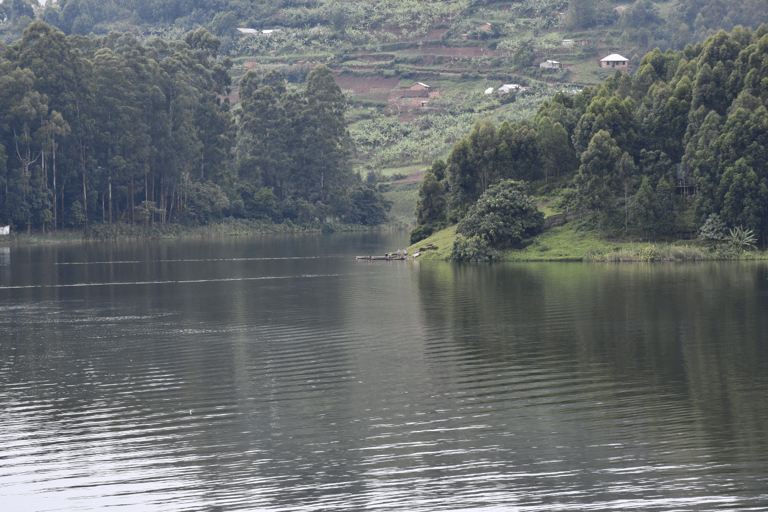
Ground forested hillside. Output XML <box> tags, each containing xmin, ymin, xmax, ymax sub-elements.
<box><xmin>413</xmin><ymin>25</ymin><xmax>768</xmax><ymax>248</ymax></box>
<box><xmin>1</xmin><ymin>1</ymin><xmax>768</xmax><ymax>236</ymax></box>
<box><xmin>0</xmin><ymin>21</ymin><xmax>389</xmax><ymax>233</ymax></box>
<box><xmin>2</xmin><ymin>0</ymin><xmax>765</xmax><ymax>51</ymax></box>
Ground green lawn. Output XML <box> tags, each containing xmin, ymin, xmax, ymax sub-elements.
<box><xmin>404</xmin><ymin>212</ymin><xmax>766</xmax><ymax>262</ymax></box>
<box><xmin>499</xmin><ymin>222</ymin><xmax>630</xmax><ymax>261</ymax></box>
<box><xmin>407</xmin><ymin>220</ymin><xmax>624</xmax><ymax>261</ymax></box>
<box><xmin>408</xmin><ymin>224</ymin><xmax>458</xmax><ymax>259</ymax></box>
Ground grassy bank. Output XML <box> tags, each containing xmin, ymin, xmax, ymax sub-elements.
<box><xmin>408</xmin><ymin>221</ymin><xmax>768</xmax><ymax>262</ymax></box>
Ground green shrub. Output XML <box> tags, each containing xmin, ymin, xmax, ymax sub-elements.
<box><xmin>450</xmin><ymin>234</ymin><xmax>498</xmax><ymax>262</ymax></box>
<box><xmin>698</xmin><ymin>213</ymin><xmax>727</xmax><ymax>248</ymax></box>
<box><xmin>456</xmin><ymin>180</ymin><xmax>544</xmax><ymax>249</ymax></box>
<box><xmin>409</xmin><ymin>224</ymin><xmax>434</xmax><ymax>245</ymax></box>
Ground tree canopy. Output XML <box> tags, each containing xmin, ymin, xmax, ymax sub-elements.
<box><xmin>414</xmin><ymin>25</ymin><xmax>768</xmax><ymax>245</ymax></box>
<box><xmin>0</xmin><ymin>22</ymin><xmax>389</xmax><ymax>232</ymax></box>
<box><xmin>456</xmin><ymin>179</ymin><xmax>544</xmax><ymax>249</ymax></box>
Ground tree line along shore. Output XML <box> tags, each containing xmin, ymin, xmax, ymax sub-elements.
<box><xmin>0</xmin><ymin>21</ymin><xmax>392</xmax><ymax>238</ymax></box>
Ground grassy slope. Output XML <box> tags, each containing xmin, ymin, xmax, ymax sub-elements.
<box><xmin>408</xmin><ymin>220</ymin><xmax>768</xmax><ymax>262</ymax></box>
<box><xmin>222</xmin><ymin>1</ymin><xmax>667</xmax><ymax>181</ymax></box>
<box><xmin>406</xmin><ymin>221</ymin><xmax>622</xmax><ymax>261</ymax></box>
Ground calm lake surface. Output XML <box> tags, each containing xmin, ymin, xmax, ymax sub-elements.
<box><xmin>1</xmin><ymin>233</ymin><xmax>767</xmax><ymax>511</ymax></box>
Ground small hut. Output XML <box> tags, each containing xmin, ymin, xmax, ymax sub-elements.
<box><xmin>237</xmin><ymin>28</ymin><xmax>258</xmax><ymax>36</ymax></box>
<box><xmin>540</xmin><ymin>59</ymin><xmax>563</xmax><ymax>69</ymax></box>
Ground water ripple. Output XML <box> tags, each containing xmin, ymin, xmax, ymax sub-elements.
<box><xmin>1</xmin><ymin>248</ymin><xmax>767</xmax><ymax>511</ymax></box>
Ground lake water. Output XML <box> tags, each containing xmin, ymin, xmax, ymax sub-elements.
<box><xmin>1</xmin><ymin>233</ymin><xmax>767</xmax><ymax>511</ymax></box>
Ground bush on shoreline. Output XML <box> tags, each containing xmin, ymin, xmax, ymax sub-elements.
<box><xmin>585</xmin><ymin>244</ymin><xmax>706</xmax><ymax>262</ymax></box>
<box><xmin>584</xmin><ymin>243</ymin><xmax>767</xmax><ymax>262</ymax></box>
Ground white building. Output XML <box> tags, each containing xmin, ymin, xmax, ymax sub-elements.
<box><xmin>600</xmin><ymin>54</ymin><xmax>629</xmax><ymax>69</ymax></box>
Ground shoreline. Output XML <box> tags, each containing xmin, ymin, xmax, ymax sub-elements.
<box><xmin>407</xmin><ymin>224</ymin><xmax>768</xmax><ymax>262</ymax></box>
<box><xmin>3</xmin><ymin>221</ymin><xmax>766</xmax><ymax>263</ymax></box>
<box><xmin>0</xmin><ymin>218</ymin><xmax>396</xmax><ymax>246</ymax></box>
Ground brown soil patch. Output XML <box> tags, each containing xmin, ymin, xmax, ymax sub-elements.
<box><xmin>243</xmin><ymin>61</ymin><xmax>258</xmax><ymax>69</ymax></box>
<box><xmin>392</xmin><ymin>170</ymin><xmax>425</xmax><ymax>185</ymax></box>
<box><xmin>424</xmin><ymin>28</ymin><xmax>449</xmax><ymax>40</ymax></box>
<box><xmin>334</xmin><ymin>75</ymin><xmax>401</xmax><ymax>95</ymax></box>
<box><xmin>220</xmin><ymin>85</ymin><xmax>240</xmax><ymax>105</ymax></box>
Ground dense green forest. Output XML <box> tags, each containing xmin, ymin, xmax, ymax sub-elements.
<box><xmin>0</xmin><ymin>21</ymin><xmax>389</xmax><ymax>232</ymax></box>
<box><xmin>1</xmin><ymin>1</ymin><xmax>768</xmax><ymax>237</ymax></box>
<box><xmin>413</xmin><ymin>25</ymin><xmax>768</xmax><ymax>250</ymax></box>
